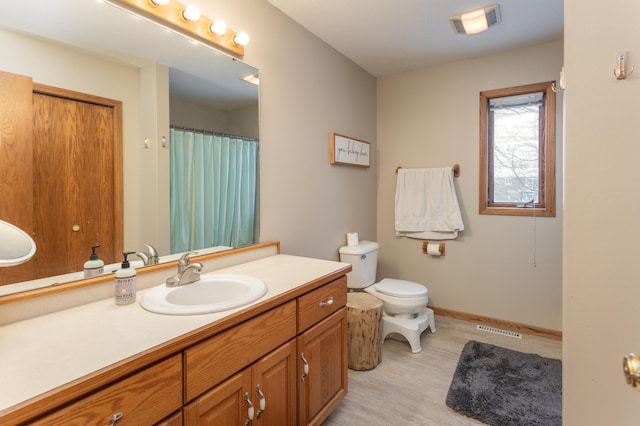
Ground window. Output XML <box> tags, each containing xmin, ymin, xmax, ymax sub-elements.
<box><xmin>479</xmin><ymin>81</ymin><xmax>556</xmax><ymax>216</ymax></box>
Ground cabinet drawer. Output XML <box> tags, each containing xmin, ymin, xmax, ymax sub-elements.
<box><xmin>34</xmin><ymin>354</ymin><xmax>182</xmax><ymax>426</ymax></box>
<box><xmin>297</xmin><ymin>277</ymin><xmax>347</xmax><ymax>333</ymax></box>
<box><xmin>184</xmin><ymin>300</ymin><xmax>297</xmax><ymax>402</ymax></box>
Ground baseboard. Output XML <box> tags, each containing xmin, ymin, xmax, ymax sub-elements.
<box><xmin>431</xmin><ymin>306</ymin><xmax>562</xmax><ymax>341</ymax></box>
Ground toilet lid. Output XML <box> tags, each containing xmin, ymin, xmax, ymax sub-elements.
<box><xmin>374</xmin><ymin>278</ymin><xmax>427</xmax><ymax>298</ymax></box>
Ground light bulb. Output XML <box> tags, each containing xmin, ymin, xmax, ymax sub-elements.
<box><xmin>182</xmin><ymin>4</ymin><xmax>201</xmax><ymax>21</ymax></box>
<box><xmin>233</xmin><ymin>32</ymin><xmax>250</xmax><ymax>46</ymax></box>
<box><xmin>461</xmin><ymin>9</ymin><xmax>488</xmax><ymax>34</ymax></box>
<box><xmin>210</xmin><ymin>20</ymin><xmax>227</xmax><ymax>35</ymax></box>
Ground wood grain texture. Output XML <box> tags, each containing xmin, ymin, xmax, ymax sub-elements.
<box><xmin>297</xmin><ymin>276</ymin><xmax>347</xmax><ymax>333</ymax></box>
<box><xmin>32</xmin><ymin>86</ymin><xmax>122</xmax><ymax>277</ymax></box>
<box><xmin>0</xmin><ymin>71</ymin><xmax>35</xmax><ymax>285</ymax></box>
<box><xmin>323</xmin><ymin>315</ymin><xmax>562</xmax><ymax>425</ymax></box>
<box><xmin>184</xmin><ymin>369</ymin><xmax>252</xmax><ymax>425</ymax></box>
<box><xmin>252</xmin><ymin>340</ymin><xmax>298</xmax><ymax>425</ymax></box>
<box><xmin>33</xmin><ymin>354</ymin><xmax>182</xmax><ymax>425</ymax></box>
<box><xmin>0</xmin><ymin>76</ymin><xmax>123</xmax><ymax>285</ymax></box>
<box><xmin>346</xmin><ymin>292</ymin><xmax>382</xmax><ymax>370</ymax></box>
<box><xmin>184</xmin><ymin>301</ymin><xmax>297</xmax><ymax>402</ymax></box>
<box><xmin>298</xmin><ymin>308</ymin><xmax>348</xmax><ymax>426</ymax></box>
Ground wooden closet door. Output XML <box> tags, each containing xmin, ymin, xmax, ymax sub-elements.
<box><xmin>0</xmin><ymin>71</ymin><xmax>35</xmax><ymax>285</ymax></box>
<box><xmin>32</xmin><ymin>91</ymin><xmax>120</xmax><ymax>277</ymax></box>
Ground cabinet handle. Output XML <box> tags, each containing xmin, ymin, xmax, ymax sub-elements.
<box><xmin>300</xmin><ymin>352</ymin><xmax>309</xmax><ymax>382</ymax></box>
<box><xmin>108</xmin><ymin>412</ymin><xmax>123</xmax><ymax>426</ymax></box>
<box><xmin>256</xmin><ymin>383</ymin><xmax>266</xmax><ymax>418</ymax></box>
<box><xmin>244</xmin><ymin>392</ymin><xmax>254</xmax><ymax>424</ymax></box>
<box><xmin>319</xmin><ymin>296</ymin><xmax>334</xmax><ymax>307</ymax></box>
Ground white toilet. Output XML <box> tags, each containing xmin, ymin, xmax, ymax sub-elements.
<box><xmin>339</xmin><ymin>241</ymin><xmax>436</xmax><ymax>353</ymax></box>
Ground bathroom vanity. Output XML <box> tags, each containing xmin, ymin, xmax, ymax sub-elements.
<box><xmin>0</xmin><ymin>242</ymin><xmax>350</xmax><ymax>425</ymax></box>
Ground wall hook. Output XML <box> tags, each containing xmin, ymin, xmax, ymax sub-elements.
<box><xmin>614</xmin><ymin>51</ymin><xmax>634</xmax><ymax>80</ymax></box>
<box><xmin>552</xmin><ymin>66</ymin><xmax>565</xmax><ymax>93</ymax></box>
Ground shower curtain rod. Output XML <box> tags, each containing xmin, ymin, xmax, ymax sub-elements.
<box><xmin>170</xmin><ymin>125</ymin><xmax>258</xmax><ymax>142</ymax></box>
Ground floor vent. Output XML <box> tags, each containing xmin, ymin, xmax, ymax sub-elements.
<box><xmin>476</xmin><ymin>325</ymin><xmax>522</xmax><ymax>339</ymax></box>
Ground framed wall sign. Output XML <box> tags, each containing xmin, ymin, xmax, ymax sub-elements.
<box><xmin>329</xmin><ymin>132</ymin><xmax>370</xmax><ymax>167</ymax></box>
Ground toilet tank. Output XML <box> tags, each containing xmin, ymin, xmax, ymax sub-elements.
<box><xmin>338</xmin><ymin>241</ymin><xmax>379</xmax><ymax>289</ymax></box>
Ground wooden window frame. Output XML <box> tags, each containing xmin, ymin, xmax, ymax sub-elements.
<box><xmin>479</xmin><ymin>81</ymin><xmax>556</xmax><ymax>217</ymax></box>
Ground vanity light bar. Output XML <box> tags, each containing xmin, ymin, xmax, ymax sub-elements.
<box><xmin>104</xmin><ymin>0</ymin><xmax>247</xmax><ymax>57</ymax></box>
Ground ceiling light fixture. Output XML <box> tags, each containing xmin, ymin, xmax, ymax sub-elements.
<box><xmin>449</xmin><ymin>4</ymin><xmax>501</xmax><ymax>35</ymax></box>
<box><xmin>104</xmin><ymin>0</ymin><xmax>248</xmax><ymax>56</ymax></box>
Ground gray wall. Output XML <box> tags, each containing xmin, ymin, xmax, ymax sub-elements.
<box><xmin>376</xmin><ymin>41</ymin><xmax>563</xmax><ymax>331</ymax></box>
<box><xmin>208</xmin><ymin>0</ymin><xmax>378</xmax><ymax>261</ymax></box>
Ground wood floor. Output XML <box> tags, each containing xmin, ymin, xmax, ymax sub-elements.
<box><xmin>323</xmin><ymin>315</ymin><xmax>562</xmax><ymax>426</ymax></box>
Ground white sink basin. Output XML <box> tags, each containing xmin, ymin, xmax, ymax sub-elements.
<box><xmin>140</xmin><ymin>274</ymin><xmax>267</xmax><ymax>315</ymax></box>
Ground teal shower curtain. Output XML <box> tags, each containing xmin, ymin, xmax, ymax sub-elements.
<box><xmin>170</xmin><ymin>128</ymin><xmax>258</xmax><ymax>253</ymax></box>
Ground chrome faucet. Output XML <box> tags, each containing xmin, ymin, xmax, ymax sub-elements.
<box><xmin>166</xmin><ymin>252</ymin><xmax>203</xmax><ymax>287</ymax></box>
<box><xmin>137</xmin><ymin>244</ymin><xmax>160</xmax><ymax>266</ymax></box>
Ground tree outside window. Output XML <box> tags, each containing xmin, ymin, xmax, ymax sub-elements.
<box><xmin>479</xmin><ymin>81</ymin><xmax>556</xmax><ymax>217</ymax></box>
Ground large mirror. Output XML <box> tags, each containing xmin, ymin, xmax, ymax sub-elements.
<box><xmin>0</xmin><ymin>0</ymin><xmax>259</xmax><ymax>295</ymax></box>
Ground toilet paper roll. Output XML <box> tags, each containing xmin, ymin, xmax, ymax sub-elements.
<box><xmin>347</xmin><ymin>232</ymin><xmax>359</xmax><ymax>246</ymax></box>
<box><xmin>426</xmin><ymin>243</ymin><xmax>441</xmax><ymax>256</ymax></box>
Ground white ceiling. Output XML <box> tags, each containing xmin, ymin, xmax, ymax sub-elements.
<box><xmin>266</xmin><ymin>0</ymin><xmax>564</xmax><ymax>77</ymax></box>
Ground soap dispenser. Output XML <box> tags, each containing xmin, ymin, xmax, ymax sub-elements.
<box><xmin>115</xmin><ymin>251</ymin><xmax>137</xmax><ymax>305</ymax></box>
<box><xmin>83</xmin><ymin>244</ymin><xmax>104</xmax><ymax>278</ymax></box>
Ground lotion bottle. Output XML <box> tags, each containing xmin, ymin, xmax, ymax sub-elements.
<box><xmin>115</xmin><ymin>251</ymin><xmax>136</xmax><ymax>305</ymax></box>
<box><xmin>83</xmin><ymin>244</ymin><xmax>104</xmax><ymax>278</ymax></box>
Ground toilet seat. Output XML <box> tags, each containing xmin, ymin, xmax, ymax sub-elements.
<box><xmin>374</xmin><ymin>278</ymin><xmax>427</xmax><ymax>298</ymax></box>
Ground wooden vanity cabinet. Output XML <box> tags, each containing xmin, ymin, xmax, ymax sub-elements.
<box><xmin>184</xmin><ymin>276</ymin><xmax>348</xmax><ymax>426</ymax></box>
<box><xmin>32</xmin><ymin>354</ymin><xmax>182</xmax><ymax>426</ymax></box>
<box><xmin>12</xmin><ymin>274</ymin><xmax>348</xmax><ymax>426</ymax></box>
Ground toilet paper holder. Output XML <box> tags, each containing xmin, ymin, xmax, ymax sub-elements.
<box><xmin>422</xmin><ymin>241</ymin><xmax>445</xmax><ymax>256</ymax></box>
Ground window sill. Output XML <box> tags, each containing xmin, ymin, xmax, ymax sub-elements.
<box><xmin>480</xmin><ymin>206</ymin><xmax>555</xmax><ymax>217</ymax></box>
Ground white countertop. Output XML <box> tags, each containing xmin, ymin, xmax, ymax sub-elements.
<box><xmin>0</xmin><ymin>254</ymin><xmax>349</xmax><ymax>414</ymax></box>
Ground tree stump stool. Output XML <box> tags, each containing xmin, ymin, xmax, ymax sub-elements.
<box><xmin>346</xmin><ymin>292</ymin><xmax>383</xmax><ymax>370</ymax></box>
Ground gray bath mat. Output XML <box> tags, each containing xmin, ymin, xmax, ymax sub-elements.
<box><xmin>446</xmin><ymin>340</ymin><xmax>562</xmax><ymax>425</ymax></box>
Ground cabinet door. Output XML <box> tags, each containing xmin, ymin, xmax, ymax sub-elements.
<box><xmin>252</xmin><ymin>340</ymin><xmax>297</xmax><ymax>425</ymax></box>
<box><xmin>184</xmin><ymin>370</ymin><xmax>252</xmax><ymax>426</ymax></box>
<box><xmin>297</xmin><ymin>308</ymin><xmax>348</xmax><ymax>426</ymax></box>
<box><xmin>157</xmin><ymin>410</ymin><xmax>182</xmax><ymax>426</ymax></box>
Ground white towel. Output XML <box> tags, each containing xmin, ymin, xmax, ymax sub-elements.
<box><xmin>395</xmin><ymin>167</ymin><xmax>464</xmax><ymax>240</ymax></box>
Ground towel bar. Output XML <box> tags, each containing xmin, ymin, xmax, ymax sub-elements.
<box><xmin>395</xmin><ymin>164</ymin><xmax>460</xmax><ymax>178</ymax></box>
